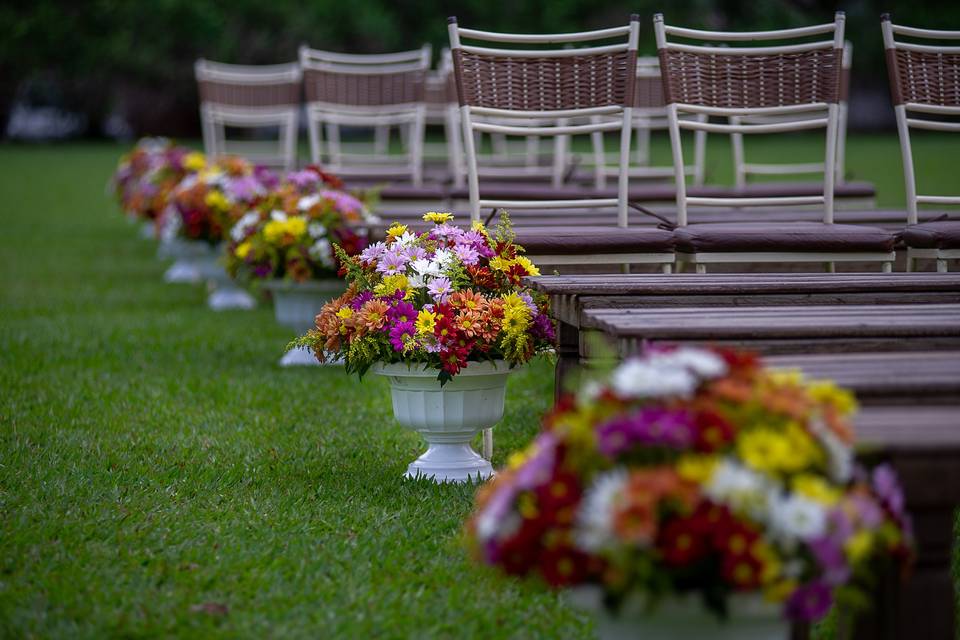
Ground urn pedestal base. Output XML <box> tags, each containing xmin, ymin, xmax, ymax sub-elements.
<box><xmin>406</xmin><ymin>443</ymin><xmax>493</xmax><ymax>483</ymax></box>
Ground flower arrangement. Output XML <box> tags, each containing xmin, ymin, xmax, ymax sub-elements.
<box><xmin>164</xmin><ymin>155</ymin><xmax>278</xmax><ymax>245</ymax></box>
<box><xmin>466</xmin><ymin>347</ymin><xmax>913</xmax><ymax>623</ymax></box>
<box><xmin>225</xmin><ymin>166</ymin><xmax>377</xmax><ymax>282</ymax></box>
<box><xmin>293</xmin><ymin>212</ymin><xmax>555</xmax><ymax>381</ymax></box>
<box><xmin>111</xmin><ymin>138</ymin><xmax>203</xmax><ymax>222</ymax></box>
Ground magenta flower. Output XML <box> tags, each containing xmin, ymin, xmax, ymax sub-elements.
<box><xmin>596</xmin><ymin>407</ymin><xmax>695</xmax><ymax>456</ymax></box>
<box><xmin>389</xmin><ymin>321</ymin><xmax>416</xmax><ymax>351</ymax></box>
<box><xmin>784</xmin><ymin>579</ymin><xmax>833</xmax><ymax>621</ymax></box>
<box><xmin>532</xmin><ymin>313</ymin><xmax>555</xmax><ymax>341</ymax></box>
<box><xmin>350</xmin><ymin>290</ymin><xmax>373</xmax><ymax>311</ymax></box>
<box><xmin>388</xmin><ymin>300</ymin><xmax>417</xmax><ymax>324</ymax></box>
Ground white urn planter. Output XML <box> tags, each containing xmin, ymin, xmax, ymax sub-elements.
<box><xmin>372</xmin><ymin>360</ymin><xmax>513</xmax><ymax>483</ymax></box>
<box><xmin>202</xmin><ymin>257</ymin><xmax>256</xmax><ymax>311</ymax></box>
<box><xmin>566</xmin><ymin>588</ymin><xmax>788</xmax><ymax>640</ymax></box>
<box><xmin>262</xmin><ymin>279</ymin><xmax>346</xmax><ymax>367</ymax></box>
<box><xmin>163</xmin><ymin>239</ymin><xmax>214</xmax><ymax>284</ymax></box>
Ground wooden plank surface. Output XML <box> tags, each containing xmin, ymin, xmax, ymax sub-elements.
<box><xmin>530</xmin><ymin>273</ymin><xmax>960</xmax><ymax>296</ymax></box>
<box><xmin>766</xmin><ymin>352</ymin><xmax>960</xmax><ymax>403</ymax></box>
<box><xmin>584</xmin><ymin>304</ymin><xmax>960</xmax><ymax>338</ymax></box>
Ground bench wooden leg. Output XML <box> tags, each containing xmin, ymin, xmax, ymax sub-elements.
<box><xmin>555</xmin><ymin>321</ymin><xmax>580</xmax><ymax>401</ymax></box>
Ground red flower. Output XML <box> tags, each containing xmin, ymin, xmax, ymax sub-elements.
<box><xmin>506</xmin><ymin>263</ymin><xmax>529</xmax><ymax>285</ymax></box>
<box><xmin>440</xmin><ymin>343</ymin><xmax>469</xmax><ymax>375</ymax></box>
<box><xmin>535</xmin><ymin>471</ymin><xmax>582</xmax><ymax>512</ymax></box>
<box><xmin>467</xmin><ymin>265</ymin><xmax>496</xmax><ymax>289</ymax></box>
<box><xmin>692</xmin><ymin>409</ymin><xmax>736</xmax><ymax>452</ymax></box>
<box><xmin>657</xmin><ymin>515</ymin><xmax>709</xmax><ymax>567</ymax></box>
<box><xmin>721</xmin><ymin>549</ymin><xmax>765</xmax><ymax>590</ymax></box>
<box><xmin>538</xmin><ymin>545</ymin><xmax>590</xmax><ymax>587</ymax></box>
<box><xmin>306</xmin><ymin>164</ymin><xmax>344</xmax><ymax>189</ymax></box>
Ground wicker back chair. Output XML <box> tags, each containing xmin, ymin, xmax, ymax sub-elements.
<box><xmin>729</xmin><ymin>41</ymin><xmax>854</xmax><ymax>189</ymax></box>
<box><xmin>195</xmin><ymin>59</ymin><xmax>301</xmax><ymax>171</ymax></box>
<box><xmin>299</xmin><ymin>45</ymin><xmax>431</xmax><ymax>186</ymax></box>
<box><xmin>588</xmin><ymin>56</ymin><xmax>707</xmax><ymax>189</ymax></box>
<box><xmin>883</xmin><ymin>15</ymin><xmax>960</xmax><ymax>272</ymax></box>
<box><xmin>655</xmin><ymin>12</ymin><xmax>894</xmax><ymax>272</ymax></box>
<box><xmin>448</xmin><ymin>15</ymin><xmax>675</xmax><ymax>271</ymax></box>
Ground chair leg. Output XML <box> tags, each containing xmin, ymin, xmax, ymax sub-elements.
<box><xmin>882</xmin><ymin>261</ymin><xmax>893</xmax><ymax>273</ymax></box>
<box><xmin>661</xmin><ymin>263</ymin><xmax>673</xmax><ymax>275</ymax></box>
<box><xmin>695</xmin><ymin>263</ymin><xmax>707</xmax><ymax>274</ymax></box>
<box><xmin>824</xmin><ymin>261</ymin><xmax>836</xmax><ymax>273</ymax></box>
<box><xmin>937</xmin><ymin>259</ymin><xmax>948</xmax><ymax>273</ymax></box>
<box><xmin>906</xmin><ymin>254</ymin><xmax>914</xmax><ymax>272</ymax></box>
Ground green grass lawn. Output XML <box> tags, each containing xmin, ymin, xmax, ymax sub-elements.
<box><xmin>0</xmin><ymin>135</ymin><xmax>955</xmax><ymax>638</ymax></box>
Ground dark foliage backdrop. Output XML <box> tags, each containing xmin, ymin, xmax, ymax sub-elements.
<box><xmin>1</xmin><ymin>0</ymin><xmax>954</xmax><ymax>137</ymax></box>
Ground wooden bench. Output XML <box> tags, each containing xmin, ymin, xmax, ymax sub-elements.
<box><xmin>529</xmin><ymin>273</ymin><xmax>960</xmax><ymax>394</ymax></box>
<box><xmin>583</xmin><ymin>303</ymin><xmax>960</xmax><ymax>357</ymax></box>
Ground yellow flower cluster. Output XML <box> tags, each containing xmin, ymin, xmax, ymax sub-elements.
<box><xmin>488</xmin><ymin>254</ymin><xmax>541</xmax><ymax>277</ymax></box>
<box><xmin>422</xmin><ymin>211</ymin><xmax>454</xmax><ymax>223</ymax></box>
<box><xmin>374</xmin><ymin>274</ymin><xmax>409</xmax><ymax>298</ymax></box>
<box><xmin>416</xmin><ymin>309</ymin><xmax>436</xmax><ymax>335</ymax></box>
<box><xmin>235</xmin><ymin>241</ymin><xmax>252</xmax><ymax>259</ymax></box>
<box><xmin>386</xmin><ymin>223</ymin><xmax>408</xmax><ymax>239</ymax></box>
<box><xmin>500</xmin><ymin>293</ymin><xmax>531</xmax><ymax>337</ymax></box>
<box><xmin>263</xmin><ymin>216</ymin><xmax>307</xmax><ymax>245</ymax></box>
<box><xmin>204</xmin><ymin>190</ymin><xmax>229</xmax><ymax>212</ymax></box>
<box><xmin>737</xmin><ymin>422</ymin><xmax>823</xmax><ymax>476</ymax></box>
<box><xmin>183</xmin><ymin>152</ymin><xmax>206</xmax><ymax>172</ymax></box>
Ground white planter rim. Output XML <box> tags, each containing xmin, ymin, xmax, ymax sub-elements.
<box><xmin>371</xmin><ymin>359</ymin><xmax>511</xmax><ymax>378</ymax></box>
<box><xmin>260</xmin><ymin>278</ymin><xmax>346</xmax><ymax>294</ymax></box>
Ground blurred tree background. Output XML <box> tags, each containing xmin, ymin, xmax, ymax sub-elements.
<box><xmin>1</xmin><ymin>0</ymin><xmax>954</xmax><ymax>138</ymax></box>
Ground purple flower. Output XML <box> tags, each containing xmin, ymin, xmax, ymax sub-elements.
<box><xmin>360</xmin><ymin>241</ymin><xmax>386</xmax><ymax>263</ymax></box>
<box><xmin>254</xmin><ymin>166</ymin><xmax>279</xmax><ymax>190</ymax></box>
<box><xmin>430</xmin><ymin>223</ymin><xmax>462</xmax><ymax>241</ymax></box>
<box><xmin>596</xmin><ymin>407</ymin><xmax>695</xmax><ymax>456</ymax></box>
<box><xmin>453</xmin><ymin>244</ymin><xmax>480</xmax><ymax>266</ymax></box>
<box><xmin>427</xmin><ymin>276</ymin><xmax>453</xmax><ymax>302</ymax></box>
<box><xmin>320</xmin><ymin>189</ymin><xmax>363</xmax><ymax>214</ymax></box>
<box><xmin>376</xmin><ymin>246</ymin><xmax>409</xmax><ymax>275</ymax></box>
<box><xmin>808</xmin><ymin>534</ymin><xmax>850</xmax><ymax>586</ymax></box>
<box><xmin>287</xmin><ymin>169</ymin><xmax>320</xmax><ymax>189</ymax></box>
<box><xmin>389</xmin><ymin>321</ymin><xmax>416</xmax><ymax>351</ymax></box>
<box><xmin>516</xmin><ymin>432</ymin><xmax>558</xmax><ymax>490</ymax></box>
<box><xmin>227</xmin><ymin>175</ymin><xmax>263</xmax><ymax>202</ymax></box>
<box><xmin>350</xmin><ymin>290</ymin><xmax>374</xmax><ymax>311</ymax></box>
<box><xmin>872</xmin><ymin>464</ymin><xmax>905</xmax><ymax>518</ymax></box>
<box><xmin>531</xmin><ymin>313</ymin><xmax>555</xmax><ymax>341</ymax></box>
<box><xmin>388</xmin><ymin>300</ymin><xmax>417</xmax><ymax>324</ymax></box>
<box><xmin>784</xmin><ymin>580</ymin><xmax>833</xmax><ymax>622</ymax></box>
<box><xmin>405</xmin><ymin>245</ymin><xmax>428</xmax><ymax>262</ymax></box>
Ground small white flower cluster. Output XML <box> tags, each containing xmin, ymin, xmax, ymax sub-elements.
<box><xmin>705</xmin><ymin>459</ymin><xmax>828</xmax><ymax>549</ymax></box>
<box><xmin>574</xmin><ymin>468</ymin><xmax>629</xmax><ymax>552</ymax></box>
<box><xmin>231</xmin><ymin>211</ymin><xmax>261</xmax><ymax>242</ymax></box>
<box><xmin>610</xmin><ymin>347</ymin><xmax>728</xmax><ymax>400</ymax></box>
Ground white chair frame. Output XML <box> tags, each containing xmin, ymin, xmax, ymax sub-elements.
<box><xmin>655</xmin><ymin>12</ymin><xmax>894</xmax><ymax>273</ymax></box>
<box><xmin>589</xmin><ymin>57</ymin><xmax>707</xmax><ymax>189</ymax></box>
<box><xmin>195</xmin><ymin>59</ymin><xmax>301</xmax><ymax>172</ymax></box>
<box><xmin>729</xmin><ymin>42</ymin><xmax>854</xmax><ymax>189</ymax></box>
<box><xmin>883</xmin><ymin>17</ymin><xmax>960</xmax><ymax>272</ymax></box>
<box><xmin>448</xmin><ymin>16</ymin><xmax>675</xmax><ymax>271</ymax></box>
<box><xmin>300</xmin><ymin>45</ymin><xmax>430</xmax><ymax>186</ymax></box>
